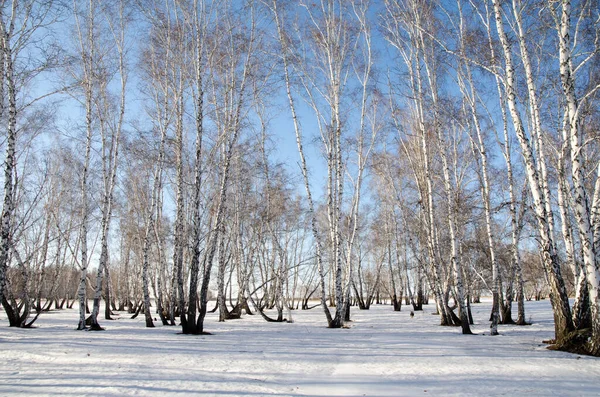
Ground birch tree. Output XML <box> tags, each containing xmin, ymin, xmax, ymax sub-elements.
<box><xmin>551</xmin><ymin>0</ymin><xmax>600</xmax><ymax>354</ymax></box>
<box><xmin>491</xmin><ymin>0</ymin><xmax>574</xmax><ymax>344</ymax></box>
<box><xmin>268</xmin><ymin>0</ymin><xmax>331</xmax><ymax>325</ymax></box>
<box><xmin>277</xmin><ymin>0</ymin><xmax>377</xmax><ymax>328</ymax></box>
<box><xmin>0</xmin><ymin>0</ymin><xmax>61</xmax><ymax>325</ymax></box>
<box><xmin>383</xmin><ymin>0</ymin><xmax>460</xmax><ymax>328</ymax></box>
<box><xmin>452</xmin><ymin>0</ymin><xmax>498</xmax><ymax>334</ymax></box>
<box><xmin>182</xmin><ymin>0</ymin><xmax>260</xmax><ymax>335</ymax></box>
<box><xmin>138</xmin><ymin>0</ymin><xmax>186</xmax><ymax>328</ymax></box>
<box><xmin>70</xmin><ymin>0</ymin><xmax>98</xmax><ymax>331</ymax></box>
<box><xmin>183</xmin><ymin>0</ymin><xmax>211</xmax><ymax>329</ymax></box>
<box><xmin>138</xmin><ymin>32</ymin><xmax>171</xmax><ymax>327</ymax></box>
<box><xmin>296</xmin><ymin>0</ymin><xmax>357</xmax><ymax>328</ymax></box>
<box><xmin>460</xmin><ymin>0</ymin><xmax>527</xmax><ymax>326</ymax></box>
<box><xmin>169</xmin><ymin>3</ymin><xmax>188</xmax><ymax>331</ymax></box>
<box><xmin>88</xmin><ymin>0</ymin><xmax>130</xmax><ymax>330</ymax></box>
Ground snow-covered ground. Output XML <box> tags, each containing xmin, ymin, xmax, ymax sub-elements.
<box><xmin>0</xmin><ymin>299</ymin><xmax>598</xmax><ymax>396</ymax></box>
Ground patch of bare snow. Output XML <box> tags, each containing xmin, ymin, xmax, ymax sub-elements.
<box><xmin>0</xmin><ymin>299</ymin><xmax>599</xmax><ymax>396</ymax></box>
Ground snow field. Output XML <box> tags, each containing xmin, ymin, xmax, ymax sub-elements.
<box><xmin>0</xmin><ymin>299</ymin><xmax>599</xmax><ymax>396</ymax></box>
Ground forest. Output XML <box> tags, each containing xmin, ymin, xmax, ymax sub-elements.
<box><xmin>0</xmin><ymin>0</ymin><xmax>599</xmax><ymax>360</ymax></box>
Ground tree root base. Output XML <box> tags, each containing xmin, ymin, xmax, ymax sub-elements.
<box><xmin>86</xmin><ymin>325</ymin><xmax>105</xmax><ymax>331</ymax></box>
<box><xmin>545</xmin><ymin>329</ymin><xmax>600</xmax><ymax>357</ymax></box>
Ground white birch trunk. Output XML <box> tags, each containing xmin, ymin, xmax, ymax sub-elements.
<box><xmin>557</xmin><ymin>110</ymin><xmax>588</xmax><ymax>328</ymax></box>
<box><xmin>270</xmin><ymin>0</ymin><xmax>332</xmax><ymax>325</ymax></box>
<box><xmin>491</xmin><ymin>0</ymin><xmax>574</xmax><ymax>342</ymax></box>
<box><xmin>88</xmin><ymin>0</ymin><xmax>127</xmax><ymax>329</ymax></box>
<box><xmin>414</xmin><ymin>3</ymin><xmax>455</xmax><ymax>325</ymax></box>
<box><xmin>172</xmin><ymin>88</ymin><xmax>186</xmax><ymax>325</ymax></box>
<box><xmin>477</xmin><ymin>2</ymin><xmax>526</xmax><ymax>325</ymax></box>
<box><xmin>184</xmin><ymin>0</ymin><xmax>208</xmax><ymax>333</ymax></box>
<box><xmin>186</xmin><ymin>1</ymin><xmax>255</xmax><ymax>334</ymax></box>
<box><xmin>438</xmin><ymin>126</ymin><xmax>472</xmax><ymax>334</ymax></box>
<box><xmin>339</xmin><ymin>0</ymin><xmax>375</xmax><ymax>324</ymax></box>
<box><xmin>0</xmin><ymin>13</ymin><xmax>15</xmax><ymax>312</ymax></box>
<box><xmin>456</xmin><ymin>0</ymin><xmax>498</xmax><ymax>333</ymax></box>
<box><xmin>141</xmin><ymin>117</ymin><xmax>167</xmax><ymax>328</ymax></box>
<box><xmin>511</xmin><ymin>0</ymin><xmax>556</xmax><ymax>246</ymax></box>
<box><xmin>557</xmin><ymin>0</ymin><xmax>600</xmax><ymax>352</ymax></box>
<box><xmin>73</xmin><ymin>0</ymin><xmax>96</xmax><ymax>330</ymax></box>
